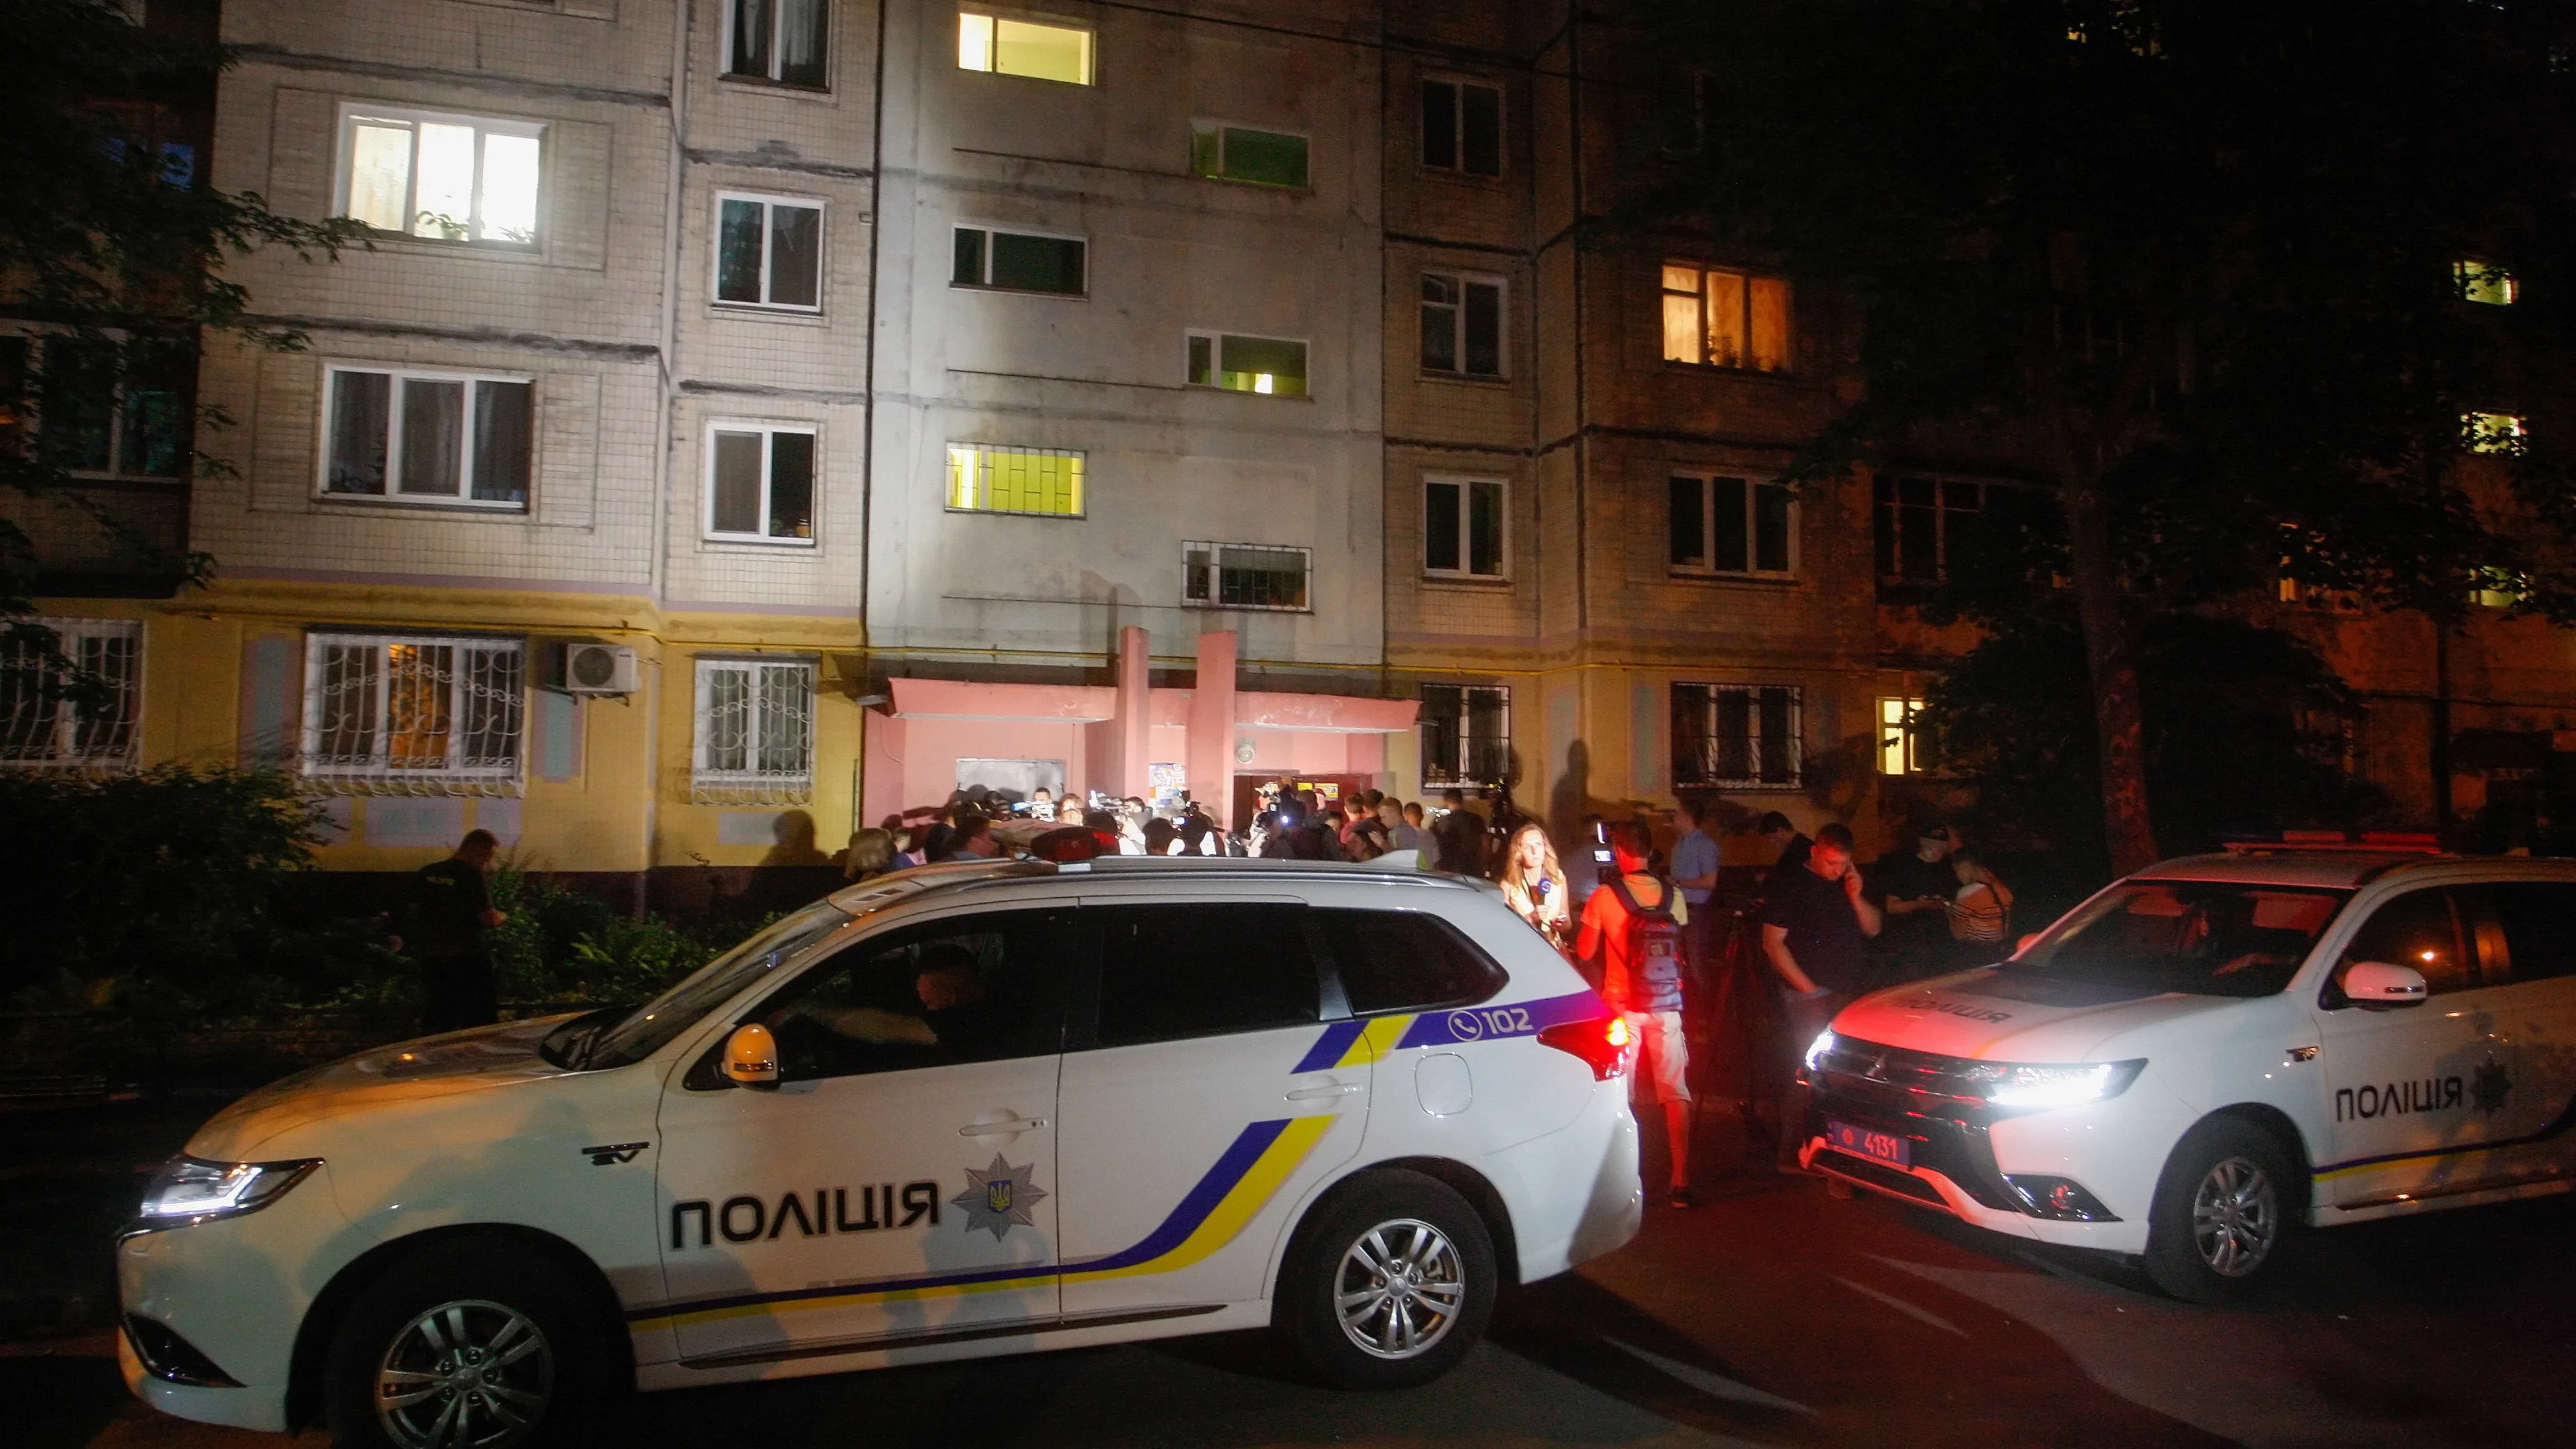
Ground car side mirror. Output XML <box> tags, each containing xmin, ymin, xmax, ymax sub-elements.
<box><xmin>2341</xmin><ymin>960</ymin><xmax>2430</xmax><ymax>1008</ymax></box>
<box><xmin>722</xmin><ymin>1022</ymin><xmax>781</xmax><ymax>1088</ymax></box>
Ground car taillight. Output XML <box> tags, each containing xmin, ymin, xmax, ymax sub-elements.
<box><xmin>1028</xmin><ymin>826</ymin><xmax>1120</xmax><ymax>861</ymax></box>
<box><xmin>1538</xmin><ymin>1014</ymin><xmax>1634</xmax><ymax>1082</ymax></box>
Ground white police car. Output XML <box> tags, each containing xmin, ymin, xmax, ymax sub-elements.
<box><xmin>118</xmin><ymin>857</ymin><xmax>1642</xmax><ymax>1446</ymax></box>
<box><xmin>1798</xmin><ymin>842</ymin><xmax>2576</xmax><ymax>1301</ymax></box>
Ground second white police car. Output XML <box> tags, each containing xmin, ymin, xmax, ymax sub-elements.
<box><xmin>1799</xmin><ymin>840</ymin><xmax>2576</xmax><ymax>1301</ymax></box>
<box><xmin>117</xmin><ymin>855</ymin><xmax>1643</xmax><ymax>1448</ymax></box>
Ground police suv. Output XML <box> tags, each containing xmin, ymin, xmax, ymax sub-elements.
<box><xmin>1799</xmin><ymin>842</ymin><xmax>2576</xmax><ymax>1301</ymax></box>
<box><xmin>118</xmin><ymin>857</ymin><xmax>1642</xmax><ymax>1446</ymax></box>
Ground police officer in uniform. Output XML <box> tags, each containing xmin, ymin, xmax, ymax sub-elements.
<box><xmin>407</xmin><ymin>828</ymin><xmax>508</xmax><ymax>1034</ymax></box>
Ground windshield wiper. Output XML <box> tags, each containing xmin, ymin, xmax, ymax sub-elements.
<box><xmin>541</xmin><ymin>1006</ymin><xmax>624</xmax><ymax>1071</ymax></box>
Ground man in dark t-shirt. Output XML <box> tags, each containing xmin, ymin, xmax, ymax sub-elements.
<box><xmin>1431</xmin><ymin>788</ymin><xmax>1485</xmax><ymax>875</ymax></box>
<box><xmin>1873</xmin><ymin>824</ymin><xmax>1961</xmax><ymax>984</ymax></box>
<box><xmin>408</xmin><ymin>829</ymin><xmax>508</xmax><ymax>1035</ymax></box>
<box><xmin>1758</xmin><ymin>822</ymin><xmax>1881</xmax><ymax>1171</ymax></box>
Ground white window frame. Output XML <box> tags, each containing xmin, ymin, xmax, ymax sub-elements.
<box><xmin>1670</xmin><ymin>472</ymin><xmax>1798</xmax><ymax>578</ymax></box>
<box><xmin>712</xmin><ymin>191</ymin><xmax>826</xmax><ymax>312</ymax></box>
<box><xmin>1878</xmin><ymin>696</ymin><xmax>1924</xmax><ymax>776</ymax></box>
<box><xmin>1183</xmin><ymin>330</ymin><xmax>1311</xmax><ymax>396</ymax></box>
<box><xmin>722</xmin><ymin>0</ymin><xmax>832</xmax><ymax>89</ymax></box>
<box><xmin>1420</xmin><ymin>683</ymin><xmax>1509</xmax><ymax>787</ymax></box>
<box><xmin>1181</xmin><ymin>540</ymin><xmax>1313</xmax><ymax>612</ymax></box>
<box><xmin>1672</xmin><ymin>681</ymin><xmax>1803</xmax><ymax>790</ymax></box>
<box><xmin>300</xmin><ymin>631</ymin><xmax>525</xmax><ymax>792</ymax></box>
<box><xmin>317</xmin><ymin>364</ymin><xmax>537</xmax><ymax>510</ymax></box>
<box><xmin>703</xmin><ymin>420</ymin><xmax>820</xmax><ymax>545</ymax></box>
<box><xmin>1422</xmin><ymin>475</ymin><xmax>1507</xmax><ymax>580</ymax></box>
<box><xmin>1419</xmin><ymin>270</ymin><xmax>1508</xmax><ymax>380</ymax></box>
<box><xmin>950</xmin><ymin>223</ymin><xmax>1089</xmax><ymax>296</ymax></box>
<box><xmin>691</xmin><ymin>656</ymin><xmax>818</xmax><ymax>804</ymax></box>
<box><xmin>956</xmin><ymin>9</ymin><xmax>1097</xmax><ymax>85</ymax></box>
<box><xmin>1420</xmin><ymin>75</ymin><xmax>1504</xmax><ymax>178</ymax></box>
<box><xmin>334</xmin><ymin>103</ymin><xmax>545</xmax><ymax>246</ymax></box>
<box><xmin>1</xmin><ymin>617</ymin><xmax>142</xmax><ymax>772</ymax></box>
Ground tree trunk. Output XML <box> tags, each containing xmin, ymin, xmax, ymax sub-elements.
<box><xmin>2063</xmin><ymin>468</ymin><xmax>2161</xmax><ymax>873</ymax></box>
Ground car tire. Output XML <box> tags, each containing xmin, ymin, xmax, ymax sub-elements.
<box><xmin>2142</xmin><ymin>1117</ymin><xmax>2299</xmax><ymax>1304</ymax></box>
<box><xmin>1277</xmin><ymin>1169</ymin><xmax>1497</xmax><ymax>1389</ymax></box>
<box><xmin>325</xmin><ymin>1236</ymin><xmax>609</xmax><ymax>1449</ymax></box>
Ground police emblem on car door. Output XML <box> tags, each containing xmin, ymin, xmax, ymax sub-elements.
<box><xmin>647</xmin><ymin>906</ymin><xmax>1076</xmax><ymax>1364</ymax></box>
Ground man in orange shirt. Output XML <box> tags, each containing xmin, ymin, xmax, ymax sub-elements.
<box><xmin>1577</xmin><ymin>822</ymin><xmax>1695</xmax><ymax>1207</ymax></box>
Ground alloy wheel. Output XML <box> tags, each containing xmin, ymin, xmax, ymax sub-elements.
<box><xmin>1334</xmin><ymin>1217</ymin><xmax>1468</xmax><ymax>1360</ymax></box>
<box><xmin>2190</xmin><ymin>1155</ymin><xmax>2278</xmax><ymax>1278</ymax></box>
<box><xmin>374</xmin><ymin>1299</ymin><xmax>555</xmax><ymax>1449</ymax></box>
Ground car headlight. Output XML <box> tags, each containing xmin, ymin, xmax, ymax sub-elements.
<box><xmin>138</xmin><ymin>1155</ymin><xmax>321</xmax><ymax>1224</ymax></box>
<box><xmin>1802</xmin><ymin>1029</ymin><xmax>1837</xmax><ymax>1072</ymax></box>
<box><xmin>1964</xmin><ymin>1059</ymin><xmax>2146</xmax><ymax>1110</ymax></box>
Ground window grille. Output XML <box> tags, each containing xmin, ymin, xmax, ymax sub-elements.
<box><xmin>1673</xmin><ymin>682</ymin><xmax>1802</xmax><ymax>789</ymax></box>
<box><xmin>1421</xmin><ymin>684</ymin><xmax>1508</xmax><ymax>786</ymax></box>
<box><xmin>1183</xmin><ymin>541</ymin><xmax>1311</xmax><ymax>612</ymax></box>
<box><xmin>303</xmin><ymin>633</ymin><xmax>524</xmax><ymax>795</ymax></box>
<box><xmin>1</xmin><ymin>618</ymin><xmax>142</xmax><ymax>772</ymax></box>
<box><xmin>692</xmin><ymin>659</ymin><xmax>816</xmax><ymax>804</ymax></box>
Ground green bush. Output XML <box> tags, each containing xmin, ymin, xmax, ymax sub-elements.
<box><xmin>484</xmin><ymin>867</ymin><xmax>725</xmax><ymax>1010</ymax></box>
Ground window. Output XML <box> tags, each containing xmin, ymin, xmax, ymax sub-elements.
<box><xmin>692</xmin><ymin>657</ymin><xmax>816</xmax><ymax>802</ymax></box>
<box><xmin>0</xmin><ymin>337</ymin><xmax>190</xmax><ymax>478</ymax></box>
<box><xmin>1423</xmin><ymin>477</ymin><xmax>1505</xmax><ymax>578</ymax></box>
<box><xmin>951</xmin><ymin>226</ymin><xmax>1085</xmax><ymax>295</ymax></box>
<box><xmin>1183</xmin><ymin>541</ymin><xmax>1309</xmax><ymax>610</ymax></box>
<box><xmin>339</xmin><ymin>107</ymin><xmax>542</xmax><ymax>244</ymax></box>
<box><xmin>1</xmin><ymin>618</ymin><xmax>141</xmax><ymax>771</ymax></box>
<box><xmin>2466</xmin><ymin>412</ymin><xmax>2527</xmax><ymax>455</ymax></box>
<box><xmin>1093</xmin><ymin>904</ymin><xmax>1321</xmax><ymax>1047</ymax></box>
<box><xmin>1670</xmin><ymin>474</ymin><xmax>1794</xmax><ymax>576</ymax></box>
<box><xmin>1185</xmin><ymin>332</ymin><xmax>1307</xmax><ymax>396</ymax></box>
<box><xmin>2335</xmin><ymin>888</ymin><xmax>2477</xmax><ymax>998</ymax></box>
<box><xmin>1875</xmin><ymin>476</ymin><xmax>1990</xmax><ymax>583</ymax></box>
<box><xmin>1421</xmin><ymin>78</ymin><xmax>1501</xmax><ymax>177</ymax></box>
<box><xmin>947</xmin><ymin>443</ymin><xmax>1083</xmax><ymax>517</ymax></box>
<box><xmin>1661</xmin><ymin>263</ymin><xmax>1791</xmax><ymax>372</ymax></box>
<box><xmin>1878</xmin><ymin>696</ymin><xmax>1924</xmax><ymax>776</ymax></box>
<box><xmin>2456</xmin><ymin>260</ymin><xmax>2518</xmax><ymax>306</ymax></box>
<box><xmin>725</xmin><ymin>0</ymin><xmax>829</xmax><ymax>88</ymax></box>
<box><xmin>706</xmin><ymin>423</ymin><xmax>816</xmax><ymax>543</ymax></box>
<box><xmin>1420</xmin><ymin>684</ymin><xmax>1508</xmax><ymax>786</ymax></box>
<box><xmin>956</xmin><ymin>10</ymin><xmax>1093</xmax><ymax>85</ymax></box>
<box><xmin>303</xmin><ymin>633</ymin><xmax>523</xmax><ymax>790</ymax></box>
<box><xmin>1316</xmin><ymin>910</ymin><xmax>1505</xmax><ymax>1016</ymax></box>
<box><xmin>1190</xmin><ymin>123</ymin><xmax>1309</xmax><ymax>188</ymax></box>
<box><xmin>715</xmin><ymin>195</ymin><xmax>822</xmax><ymax>310</ymax></box>
<box><xmin>1421</xmin><ymin>273</ymin><xmax>1504</xmax><ymax>379</ymax></box>
<box><xmin>1673</xmin><ymin>682</ymin><xmax>1801</xmax><ymax>789</ymax></box>
<box><xmin>2489</xmin><ymin>883</ymin><xmax>2576</xmax><ymax>984</ymax></box>
<box><xmin>323</xmin><ymin>366</ymin><xmax>533</xmax><ymax>508</ymax></box>
<box><xmin>744</xmin><ymin>912</ymin><xmax>1074</xmax><ymax>1082</ymax></box>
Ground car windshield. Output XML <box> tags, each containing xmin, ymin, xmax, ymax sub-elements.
<box><xmin>579</xmin><ymin>900</ymin><xmax>853</xmax><ymax>1069</ymax></box>
<box><xmin>2006</xmin><ymin>880</ymin><xmax>2353</xmax><ymax>998</ymax></box>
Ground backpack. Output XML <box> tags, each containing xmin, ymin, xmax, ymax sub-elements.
<box><xmin>1605</xmin><ymin>876</ymin><xmax>1687</xmax><ymax>1012</ymax></box>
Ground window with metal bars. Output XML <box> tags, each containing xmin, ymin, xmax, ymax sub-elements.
<box><xmin>1672</xmin><ymin>682</ymin><xmax>1801</xmax><ymax>789</ymax></box>
<box><xmin>1183</xmin><ymin>541</ymin><xmax>1310</xmax><ymax>611</ymax></box>
<box><xmin>692</xmin><ymin>658</ymin><xmax>816</xmax><ymax>804</ymax></box>
<box><xmin>1420</xmin><ymin>684</ymin><xmax>1508</xmax><ymax>786</ymax></box>
<box><xmin>303</xmin><ymin>633</ymin><xmax>524</xmax><ymax>793</ymax></box>
<box><xmin>1</xmin><ymin>618</ymin><xmax>141</xmax><ymax>771</ymax></box>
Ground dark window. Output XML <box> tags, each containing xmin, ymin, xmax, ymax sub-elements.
<box><xmin>1674</xmin><ymin>682</ymin><xmax>1801</xmax><ymax>788</ymax></box>
<box><xmin>1191</xmin><ymin>125</ymin><xmax>1309</xmax><ymax>188</ymax></box>
<box><xmin>1419</xmin><ymin>683</ymin><xmax>1508</xmax><ymax>786</ymax></box>
<box><xmin>717</xmin><ymin>197</ymin><xmax>823</xmax><ymax>309</ymax></box>
<box><xmin>953</xmin><ymin>227</ymin><xmax>1085</xmax><ymax>295</ymax></box>
<box><xmin>1874</xmin><ymin>476</ymin><xmax>1989</xmax><ymax>584</ymax></box>
<box><xmin>728</xmin><ymin>0</ymin><xmax>829</xmax><ymax>89</ymax></box>
<box><xmin>2337</xmin><ymin>888</ymin><xmax>2477</xmax><ymax>997</ymax></box>
<box><xmin>2486</xmin><ymin>882</ymin><xmax>2576</xmax><ymax>984</ymax></box>
<box><xmin>1424</xmin><ymin>478</ymin><xmax>1503</xmax><ymax>577</ymax></box>
<box><xmin>1668</xmin><ymin>476</ymin><xmax>1703</xmax><ymax>568</ymax></box>
<box><xmin>1421</xmin><ymin>80</ymin><xmax>1457</xmax><ymax>170</ymax></box>
<box><xmin>1092</xmin><ymin>904</ymin><xmax>1322</xmax><ymax>1047</ymax></box>
<box><xmin>1422</xmin><ymin>79</ymin><xmax>1502</xmax><ymax>178</ymax></box>
<box><xmin>747</xmin><ymin>910</ymin><xmax>1073</xmax><ymax>1081</ymax></box>
<box><xmin>1320</xmin><ymin>910</ymin><xmax>1506</xmax><ymax>1015</ymax></box>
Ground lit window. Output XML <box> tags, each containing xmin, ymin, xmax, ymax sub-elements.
<box><xmin>339</xmin><ymin>107</ymin><xmax>542</xmax><ymax>244</ymax></box>
<box><xmin>951</xmin><ymin>226</ymin><xmax>1085</xmax><ymax>295</ymax></box>
<box><xmin>2466</xmin><ymin>411</ymin><xmax>2527</xmax><ymax>455</ymax></box>
<box><xmin>726</xmin><ymin>0</ymin><xmax>830</xmax><ymax>88</ymax></box>
<box><xmin>1183</xmin><ymin>541</ymin><xmax>1310</xmax><ymax>610</ymax></box>
<box><xmin>693</xmin><ymin>657</ymin><xmax>816</xmax><ymax>804</ymax></box>
<box><xmin>1674</xmin><ymin>683</ymin><xmax>1801</xmax><ymax>789</ymax></box>
<box><xmin>1421</xmin><ymin>272</ymin><xmax>1505</xmax><ymax>379</ymax></box>
<box><xmin>1661</xmin><ymin>262</ymin><xmax>1791</xmax><ymax>372</ymax></box>
<box><xmin>323</xmin><ymin>366</ymin><xmax>533</xmax><ymax>508</ymax></box>
<box><xmin>1421</xmin><ymin>684</ymin><xmax>1509</xmax><ymax>786</ymax></box>
<box><xmin>2471</xmin><ymin>566</ymin><xmax>2526</xmax><ymax>610</ymax></box>
<box><xmin>1186</xmin><ymin>332</ymin><xmax>1307</xmax><ymax>396</ymax></box>
<box><xmin>706</xmin><ymin>423</ymin><xmax>818</xmax><ymax>543</ymax></box>
<box><xmin>1879</xmin><ymin>697</ymin><xmax>1924</xmax><ymax>775</ymax></box>
<box><xmin>1423</xmin><ymin>477</ymin><xmax>1505</xmax><ymax>578</ymax></box>
<box><xmin>2456</xmin><ymin>260</ymin><xmax>2518</xmax><ymax>306</ymax></box>
<box><xmin>947</xmin><ymin>443</ymin><xmax>1084</xmax><ymax>516</ymax></box>
<box><xmin>2</xmin><ymin>336</ymin><xmax>191</xmax><ymax>479</ymax></box>
<box><xmin>303</xmin><ymin>633</ymin><xmax>524</xmax><ymax>790</ymax></box>
<box><xmin>716</xmin><ymin>194</ymin><xmax>824</xmax><ymax>309</ymax></box>
<box><xmin>957</xmin><ymin>10</ymin><xmax>1093</xmax><ymax>85</ymax></box>
<box><xmin>1421</xmin><ymin>78</ymin><xmax>1501</xmax><ymax>177</ymax></box>
<box><xmin>1</xmin><ymin>617</ymin><xmax>142</xmax><ymax>771</ymax></box>
<box><xmin>1191</xmin><ymin>123</ymin><xmax>1309</xmax><ymax>188</ymax></box>
<box><xmin>1670</xmin><ymin>473</ymin><xmax>1795</xmax><ymax>576</ymax></box>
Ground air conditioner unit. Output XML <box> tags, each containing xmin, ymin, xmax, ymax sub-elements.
<box><xmin>563</xmin><ymin>643</ymin><xmax>639</xmax><ymax>695</ymax></box>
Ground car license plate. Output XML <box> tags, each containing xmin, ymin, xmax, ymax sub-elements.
<box><xmin>1827</xmin><ymin>1120</ymin><xmax>1911</xmax><ymax>1169</ymax></box>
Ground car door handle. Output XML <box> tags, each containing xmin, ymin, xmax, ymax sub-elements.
<box><xmin>1284</xmin><ymin>1081</ymin><xmax>1364</xmax><ymax>1101</ymax></box>
<box><xmin>957</xmin><ymin>1117</ymin><xmax>1046</xmax><ymax>1136</ymax></box>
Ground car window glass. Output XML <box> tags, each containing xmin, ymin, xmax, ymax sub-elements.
<box><xmin>749</xmin><ymin>910</ymin><xmax>1072</xmax><ymax>1081</ymax></box>
<box><xmin>2338</xmin><ymin>888</ymin><xmax>2475</xmax><ymax>996</ymax></box>
<box><xmin>1093</xmin><ymin>904</ymin><xmax>1321</xmax><ymax>1047</ymax></box>
<box><xmin>2010</xmin><ymin>881</ymin><xmax>2347</xmax><ymax>997</ymax></box>
<box><xmin>1318</xmin><ymin>910</ymin><xmax>1505</xmax><ymax>1015</ymax></box>
<box><xmin>2488</xmin><ymin>881</ymin><xmax>2576</xmax><ymax>984</ymax></box>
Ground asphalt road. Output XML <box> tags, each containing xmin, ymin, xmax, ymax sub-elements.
<box><xmin>9</xmin><ymin>1100</ymin><xmax>2572</xmax><ymax>1449</ymax></box>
